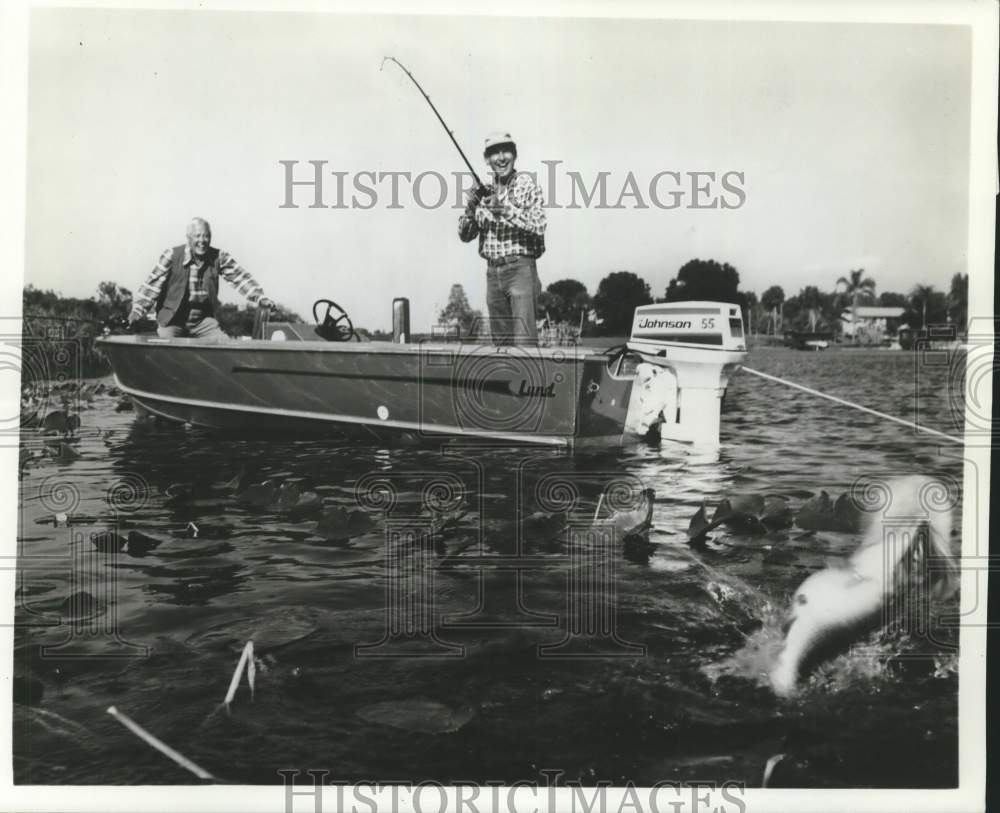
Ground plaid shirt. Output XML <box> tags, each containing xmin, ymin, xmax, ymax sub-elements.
<box><xmin>129</xmin><ymin>245</ymin><xmax>265</xmax><ymax>321</ymax></box>
<box><xmin>458</xmin><ymin>171</ymin><xmax>546</xmax><ymax>260</ymax></box>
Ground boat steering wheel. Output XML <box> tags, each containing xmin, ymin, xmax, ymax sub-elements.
<box><xmin>313</xmin><ymin>299</ymin><xmax>356</xmax><ymax>342</ymax></box>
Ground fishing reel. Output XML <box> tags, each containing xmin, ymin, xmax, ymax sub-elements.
<box><xmin>313</xmin><ymin>299</ymin><xmax>356</xmax><ymax>342</ymax></box>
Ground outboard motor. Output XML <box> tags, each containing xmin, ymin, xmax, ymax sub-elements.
<box><xmin>624</xmin><ymin>301</ymin><xmax>747</xmax><ymax>446</ymax></box>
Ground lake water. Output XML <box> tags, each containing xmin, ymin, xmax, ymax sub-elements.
<box><xmin>12</xmin><ymin>346</ymin><xmax>967</xmax><ymax>787</ymax></box>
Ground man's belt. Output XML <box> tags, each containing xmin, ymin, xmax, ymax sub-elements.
<box><xmin>186</xmin><ymin>302</ymin><xmax>212</xmax><ymax>321</ymax></box>
<box><xmin>486</xmin><ymin>255</ymin><xmax>530</xmax><ymax>267</ymax></box>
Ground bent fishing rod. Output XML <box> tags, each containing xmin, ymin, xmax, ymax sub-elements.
<box><xmin>381</xmin><ymin>56</ymin><xmax>488</xmax><ymax>194</ymax></box>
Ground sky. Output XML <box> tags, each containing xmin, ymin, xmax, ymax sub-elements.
<box><xmin>23</xmin><ymin>8</ymin><xmax>973</xmax><ymax>331</ymax></box>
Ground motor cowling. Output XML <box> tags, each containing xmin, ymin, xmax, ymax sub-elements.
<box><xmin>625</xmin><ymin>301</ymin><xmax>747</xmax><ymax>446</ymax></box>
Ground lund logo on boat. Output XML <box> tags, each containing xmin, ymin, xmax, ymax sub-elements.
<box><xmin>517</xmin><ymin>380</ymin><xmax>556</xmax><ymax>398</ymax></box>
<box><xmin>637</xmin><ymin>318</ymin><xmax>693</xmax><ymax>330</ymax></box>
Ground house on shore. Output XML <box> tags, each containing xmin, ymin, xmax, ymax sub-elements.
<box><xmin>840</xmin><ymin>305</ymin><xmax>906</xmax><ymax>345</ymax></box>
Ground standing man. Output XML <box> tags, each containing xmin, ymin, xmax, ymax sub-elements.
<box><xmin>459</xmin><ymin>132</ymin><xmax>547</xmax><ymax>345</ymax></box>
<box><xmin>128</xmin><ymin>217</ymin><xmax>276</xmax><ymax>339</ymax></box>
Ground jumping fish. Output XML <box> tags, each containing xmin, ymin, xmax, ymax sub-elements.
<box><xmin>770</xmin><ymin>476</ymin><xmax>958</xmax><ymax>697</ymax></box>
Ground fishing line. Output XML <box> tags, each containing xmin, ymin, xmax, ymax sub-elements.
<box><xmin>741</xmin><ymin>365</ymin><xmax>963</xmax><ymax>445</ymax></box>
<box><xmin>381</xmin><ymin>56</ymin><xmax>487</xmax><ymax>193</ymax></box>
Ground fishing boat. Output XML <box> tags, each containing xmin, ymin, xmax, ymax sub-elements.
<box><xmin>97</xmin><ymin>300</ymin><xmax>746</xmax><ymax>447</ymax></box>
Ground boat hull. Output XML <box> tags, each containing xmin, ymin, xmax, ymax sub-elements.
<box><xmin>98</xmin><ymin>336</ymin><xmax>636</xmax><ymax>445</ymax></box>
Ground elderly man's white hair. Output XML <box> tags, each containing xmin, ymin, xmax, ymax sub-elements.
<box><xmin>186</xmin><ymin>217</ymin><xmax>212</xmax><ymax>238</ymax></box>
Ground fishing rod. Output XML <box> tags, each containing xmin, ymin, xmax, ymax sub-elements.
<box><xmin>380</xmin><ymin>56</ymin><xmax>488</xmax><ymax>194</ymax></box>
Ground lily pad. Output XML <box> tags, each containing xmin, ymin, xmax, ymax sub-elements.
<box><xmin>60</xmin><ymin>590</ymin><xmax>105</xmax><ymax>620</ymax></box>
<box><xmin>125</xmin><ymin>530</ymin><xmax>163</xmax><ymax>556</ymax></box>
<box><xmin>13</xmin><ymin>675</ymin><xmax>44</xmax><ymax>707</ymax></box>
<box><xmin>185</xmin><ymin>606</ymin><xmax>320</xmax><ymax>653</ymax></box>
<box><xmin>794</xmin><ymin>490</ymin><xmax>861</xmax><ymax>532</ymax></box>
<box><xmin>90</xmin><ymin>530</ymin><xmax>127</xmax><ymax>553</ymax></box>
<box><xmin>238</xmin><ymin>480</ymin><xmax>280</xmax><ymax>508</ymax></box>
<box><xmin>522</xmin><ymin>511</ymin><xmax>568</xmax><ymax>542</ymax></box>
<box><xmin>315</xmin><ymin>506</ymin><xmax>377</xmax><ymax>541</ymax></box>
<box><xmin>42</xmin><ymin>410</ymin><xmax>70</xmax><ymax>433</ymax></box>
<box><xmin>356</xmin><ymin>699</ymin><xmax>474</xmax><ymax>734</ymax></box>
<box><xmin>598</xmin><ymin>488</ymin><xmax>654</xmax><ymax>537</ymax></box>
<box><xmin>47</xmin><ymin>442</ymin><xmax>80</xmax><ymax>462</ymax></box>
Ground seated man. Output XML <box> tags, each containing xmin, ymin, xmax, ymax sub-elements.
<box><xmin>128</xmin><ymin>217</ymin><xmax>276</xmax><ymax>339</ymax></box>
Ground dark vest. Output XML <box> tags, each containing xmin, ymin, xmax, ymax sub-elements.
<box><xmin>155</xmin><ymin>245</ymin><xmax>222</xmax><ymax>326</ymax></box>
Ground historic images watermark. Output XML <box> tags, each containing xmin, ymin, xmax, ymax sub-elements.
<box><xmin>910</xmin><ymin>319</ymin><xmax>998</xmax><ymax>634</ymax></box>
<box><xmin>416</xmin><ymin>341</ymin><xmax>582</xmax><ymax>440</ymax></box>
<box><xmin>278</xmin><ymin>161</ymin><xmax>747</xmax><ymax>211</ymax></box>
<box><xmin>352</xmin><ymin>455</ymin><xmax>650</xmax><ymax>660</ymax></box>
<box><xmin>4</xmin><ymin>323</ymin><xmax>83</xmax><ymax>449</ymax></box>
<box><xmin>278</xmin><ymin>771</ymin><xmax>748</xmax><ymax>813</ymax></box>
<box><xmin>844</xmin><ymin>473</ymin><xmax>963</xmax><ymax>653</ymax></box>
<box><xmin>13</xmin><ymin>468</ymin><xmax>151</xmax><ymax>658</ymax></box>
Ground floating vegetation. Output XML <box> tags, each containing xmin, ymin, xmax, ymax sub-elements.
<box><xmin>314</xmin><ymin>505</ymin><xmax>378</xmax><ymax>541</ymax></box>
<box><xmin>125</xmin><ymin>530</ymin><xmax>163</xmax><ymax>556</ymax></box>
<box><xmin>185</xmin><ymin>607</ymin><xmax>320</xmax><ymax>653</ymax></box>
<box><xmin>355</xmin><ymin>699</ymin><xmax>474</xmax><ymax>735</ymax></box>
<box><xmin>687</xmin><ymin>488</ymin><xmax>862</xmax><ymax>544</ymax></box>
<box><xmin>59</xmin><ymin>590</ymin><xmax>105</xmax><ymax>621</ymax></box>
<box><xmin>223</xmin><ymin>641</ymin><xmax>256</xmax><ymax>712</ymax></box>
<box><xmin>237</xmin><ymin>480</ymin><xmax>280</xmax><ymax>508</ymax></box>
<box><xmin>13</xmin><ymin>676</ymin><xmax>44</xmax><ymax>707</ymax></box>
<box><xmin>521</xmin><ymin>510</ymin><xmax>568</xmax><ymax>543</ymax></box>
<box><xmin>89</xmin><ymin>530</ymin><xmax>127</xmax><ymax>553</ymax></box>
<box><xmin>106</xmin><ymin>706</ymin><xmax>216</xmax><ymax>781</ymax></box>
<box><xmin>22</xmin><ymin>706</ymin><xmax>92</xmax><ymax>741</ymax></box>
<box><xmin>46</xmin><ymin>442</ymin><xmax>81</xmax><ymax>463</ymax></box>
<box><xmin>761</xmin><ymin>753</ymin><xmax>788</xmax><ymax>788</ymax></box>
<box><xmin>598</xmin><ymin>487</ymin><xmax>655</xmax><ymax>538</ymax></box>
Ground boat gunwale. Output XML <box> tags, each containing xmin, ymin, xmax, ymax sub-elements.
<box><xmin>96</xmin><ymin>334</ymin><xmax>616</xmax><ymax>361</ymax></box>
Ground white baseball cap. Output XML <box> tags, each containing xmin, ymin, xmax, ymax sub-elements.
<box><xmin>483</xmin><ymin>131</ymin><xmax>516</xmax><ymax>155</ymax></box>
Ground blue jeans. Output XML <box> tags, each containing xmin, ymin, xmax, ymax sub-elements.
<box><xmin>157</xmin><ymin>313</ymin><xmax>227</xmax><ymax>340</ymax></box>
<box><xmin>485</xmin><ymin>256</ymin><xmax>541</xmax><ymax>345</ymax></box>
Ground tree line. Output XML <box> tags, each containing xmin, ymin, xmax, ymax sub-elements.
<box><xmin>21</xmin><ymin>282</ymin><xmax>303</xmax><ymax>378</ymax></box>
<box><xmin>438</xmin><ymin>262</ymin><xmax>969</xmax><ymax>339</ymax></box>
<box><xmin>19</xmin><ymin>259</ymin><xmax>969</xmax><ymax>368</ymax></box>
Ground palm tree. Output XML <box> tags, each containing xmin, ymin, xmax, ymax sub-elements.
<box><xmin>836</xmin><ymin>268</ymin><xmax>876</xmax><ymax>342</ymax></box>
<box><xmin>761</xmin><ymin>286</ymin><xmax>784</xmax><ymax>335</ymax></box>
<box><xmin>947</xmin><ymin>272</ymin><xmax>968</xmax><ymax>330</ymax></box>
<box><xmin>910</xmin><ymin>284</ymin><xmax>936</xmax><ymax>330</ymax></box>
